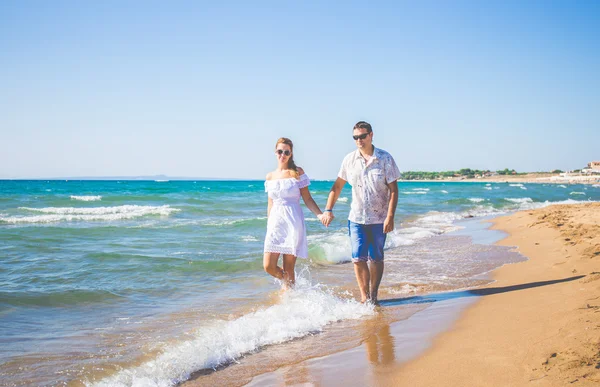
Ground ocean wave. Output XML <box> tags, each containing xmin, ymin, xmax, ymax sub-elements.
<box><xmin>559</xmin><ymin>185</ymin><xmax>568</xmax><ymax>188</ymax></box>
<box><xmin>412</xmin><ymin>188</ymin><xmax>430</xmax><ymax>192</ymax></box>
<box><xmin>90</xmin><ymin>278</ymin><xmax>373</xmax><ymax>387</ymax></box>
<box><xmin>468</xmin><ymin>198</ymin><xmax>485</xmax><ymax>203</ymax></box>
<box><xmin>0</xmin><ymin>289</ymin><xmax>123</xmax><ymax>307</ymax></box>
<box><xmin>570</xmin><ymin>192</ymin><xmax>586</xmax><ymax>195</ymax></box>
<box><xmin>202</xmin><ymin>217</ymin><xmax>267</xmax><ymax>227</ymax></box>
<box><xmin>440</xmin><ymin>190</ymin><xmax>448</xmax><ymax>194</ymax></box>
<box><xmin>504</xmin><ymin>197</ymin><xmax>533</xmax><ymax>204</ymax></box>
<box><xmin>70</xmin><ymin>195</ymin><xmax>102</xmax><ymax>201</ymax></box>
<box><xmin>509</xmin><ymin>183</ymin><xmax>524</xmax><ymax>187</ymax></box>
<box><xmin>1</xmin><ymin>205</ymin><xmax>179</xmax><ymax>224</ymax></box>
<box><xmin>338</xmin><ymin>197</ymin><xmax>349</xmax><ymax>202</ymax></box>
<box><xmin>402</xmin><ymin>191</ymin><xmax>427</xmax><ymax>195</ymax></box>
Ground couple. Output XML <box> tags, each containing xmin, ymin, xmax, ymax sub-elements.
<box><xmin>263</xmin><ymin>121</ymin><xmax>401</xmax><ymax>303</ymax></box>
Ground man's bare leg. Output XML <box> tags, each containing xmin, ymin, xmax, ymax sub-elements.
<box><xmin>353</xmin><ymin>261</ymin><xmax>371</xmax><ymax>303</ymax></box>
<box><xmin>369</xmin><ymin>261</ymin><xmax>384</xmax><ymax>303</ymax></box>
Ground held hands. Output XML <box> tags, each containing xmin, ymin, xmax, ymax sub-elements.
<box><xmin>319</xmin><ymin>211</ymin><xmax>334</xmax><ymax>227</ymax></box>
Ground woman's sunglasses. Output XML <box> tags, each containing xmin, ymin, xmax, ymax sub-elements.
<box><xmin>276</xmin><ymin>149</ymin><xmax>291</xmax><ymax>156</ymax></box>
<box><xmin>352</xmin><ymin>132</ymin><xmax>370</xmax><ymax>141</ymax></box>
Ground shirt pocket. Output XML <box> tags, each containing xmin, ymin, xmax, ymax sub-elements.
<box><xmin>367</xmin><ymin>168</ymin><xmax>385</xmax><ymax>184</ymax></box>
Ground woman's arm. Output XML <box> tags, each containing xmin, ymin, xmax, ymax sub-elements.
<box><xmin>300</xmin><ymin>186</ymin><xmax>323</xmax><ymax>216</ymax></box>
<box><xmin>267</xmin><ymin>196</ymin><xmax>273</xmax><ymax>217</ymax></box>
<box><xmin>266</xmin><ymin>171</ymin><xmax>273</xmax><ymax>217</ymax></box>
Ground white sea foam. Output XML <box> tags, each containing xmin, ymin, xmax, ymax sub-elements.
<box><xmin>203</xmin><ymin>217</ymin><xmax>267</xmax><ymax>226</ymax></box>
<box><xmin>402</xmin><ymin>191</ymin><xmax>427</xmax><ymax>195</ymax></box>
<box><xmin>412</xmin><ymin>188</ymin><xmax>430</xmax><ymax>192</ymax></box>
<box><xmin>559</xmin><ymin>185</ymin><xmax>568</xmax><ymax>188</ymax></box>
<box><xmin>484</xmin><ymin>187</ymin><xmax>492</xmax><ymax>190</ymax></box>
<box><xmin>509</xmin><ymin>184</ymin><xmax>524</xmax><ymax>187</ymax></box>
<box><xmin>593</xmin><ymin>184</ymin><xmax>600</xmax><ymax>188</ymax></box>
<box><xmin>440</xmin><ymin>190</ymin><xmax>448</xmax><ymax>194</ymax></box>
<box><xmin>520</xmin><ymin>186</ymin><xmax>528</xmax><ymax>190</ymax></box>
<box><xmin>90</xmin><ymin>278</ymin><xmax>373</xmax><ymax>387</ymax></box>
<box><xmin>1</xmin><ymin>205</ymin><xmax>179</xmax><ymax>224</ymax></box>
<box><xmin>309</xmin><ymin>232</ymin><xmax>351</xmax><ymax>263</ymax></box>
<box><xmin>485</xmin><ymin>184</ymin><xmax>491</xmax><ymax>186</ymax></box>
<box><xmin>468</xmin><ymin>198</ymin><xmax>485</xmax><ymax>203</ymax></box>
<box><xmin>570</xmin><ymin>192</ymin><xmax>586</xmax><ymax>195</ymax></box>
<box><xmin>70</xmin><ymin>195</ymin><xmax>102</xmax><ymax>201</ymax></box>
<box><xmin>338</xmin><ymin>197</ymin><xmax>349</xmax><ymax>202</ymax></box>
<box><xmin>505</xmin><ymin>198</ymin><xmax>533</xmax><ymax>204</ymax></box>
<box><xmin>386</xmin><ymin>284</ymin><xmax>420</xmax><ymax>295</ymax></box>
<box><xmin>241</xmin><ymin>235</ymin><xmax>259</xmax><ymax>242</ymax></box>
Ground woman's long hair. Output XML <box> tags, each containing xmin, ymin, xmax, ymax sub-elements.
<box><xmin>276</xmin><ymin>137</ymin><xmax>299</xmax><ymax>179</ymax></box>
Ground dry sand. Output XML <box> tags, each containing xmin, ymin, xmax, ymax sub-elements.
<box><xmin>388</xmin><ymin>202</ymin><xmax>600</xmax><ymax>386</ymax></box>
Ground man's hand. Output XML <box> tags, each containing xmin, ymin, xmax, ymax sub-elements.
<box><xmin>383</xmin><ymin>216</ymin><xmax>394</xmax><ymax>233</ymax></box>
<box><xmin>321</xmin><ymin>211</ymin><xmax>335</xmax><ymax>227</ymax></box>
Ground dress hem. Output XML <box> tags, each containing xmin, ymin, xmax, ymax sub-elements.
<box><xmin>263</xmin><ymin>246</ymin><xmax>307</xmax><ymax>259</ymax></box>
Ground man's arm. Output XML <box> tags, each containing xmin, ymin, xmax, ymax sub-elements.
<box><xmin>322</xmin><ymin>177</ymin><xmax>346</xmax><ymax>227</ymax></box>
<box><xmin>383</xmin><ymin>180</ymin><xmax>398</xmax><ymax>233</ymax></box>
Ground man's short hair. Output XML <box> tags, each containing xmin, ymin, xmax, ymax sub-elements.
<box><xmin>353</xmin><ymin>121</ymin><xmax>372</xmax><ymax>133</ymax></box>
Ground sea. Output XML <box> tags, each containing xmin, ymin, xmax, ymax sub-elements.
<box><xmin>1</xmin><ymin>179</ymin><xmax>598</xmax><ymax>386</ymax></box>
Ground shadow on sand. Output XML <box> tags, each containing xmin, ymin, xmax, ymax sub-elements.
<box><xmin>379</xmin><ymin>275</ymin><xmax>585</xmax><ymax>307</ymax></box>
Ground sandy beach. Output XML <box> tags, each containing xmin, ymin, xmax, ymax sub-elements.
<box><xmin>226</xmin><ymin>202</ymin><xmax>600</xmax><ymax>387</ymax></box>
<box><xmin>388</xmin><ymin>202</ymin><xmax>600</xmax><ymax>386</ymax></box>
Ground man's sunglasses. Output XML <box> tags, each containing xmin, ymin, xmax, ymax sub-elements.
<box><xmin>276</xmin><ymin>149</ymin><xmax>291</xmax><ymax>156</ymax></box>
<box><xmin>353</xmin><ymin>133</ymin><xmax>370</xmax><ymax>141</ymax></box>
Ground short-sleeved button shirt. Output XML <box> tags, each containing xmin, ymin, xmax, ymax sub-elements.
<box><xmin>338</xmin><ymin>147</ymin><xmax>401</xmax><ymax>225</ymax></box>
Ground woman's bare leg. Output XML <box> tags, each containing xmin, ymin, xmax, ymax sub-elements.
<box><xmin>263</xmin><ymin>252</ymin><xmax>284</xmax><ymax>280</ymax></box>
<box><xmin>282</xmin><ymin>254</ymin><xmax>297</xmax><ymax>289</ymax></box>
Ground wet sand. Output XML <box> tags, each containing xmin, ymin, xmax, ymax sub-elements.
<box><xmin>388</xmin><ymin>202</ymin><xmax>600</xmax><ymax>386</ymax></box>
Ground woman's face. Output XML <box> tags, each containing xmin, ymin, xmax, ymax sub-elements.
<box><xmin>275</xmin><ymin>143</ymin><xmax>292</xmax><ymax>163</ymax></box>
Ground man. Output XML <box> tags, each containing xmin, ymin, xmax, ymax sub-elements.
<box><xmin>322</xmin><ymin>121</ymin><xmax>400</xmax><ymax>303</ymax></box>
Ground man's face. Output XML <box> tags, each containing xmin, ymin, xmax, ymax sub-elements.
<box><xmin>352</xmin><ymin>128</ymin><xmax>373</xmax><ymax>151</ymax></box>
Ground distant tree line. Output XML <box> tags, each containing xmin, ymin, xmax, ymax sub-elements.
<box><xmin>401</xmin><ymin>168</ymin><xmax>525</xmax><ymax>180</ymax></box>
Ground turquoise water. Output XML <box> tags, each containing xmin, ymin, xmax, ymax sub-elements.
<box><xmin>0</xmin><ymin>180</ymin><xmax>598</xmax><ymax>385</ymax></box>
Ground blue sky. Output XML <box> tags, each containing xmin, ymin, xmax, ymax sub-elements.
<box><xmin>1</xmin><ymin>1</ymin><xmax>598</xmax><ymax>179</ymax></box>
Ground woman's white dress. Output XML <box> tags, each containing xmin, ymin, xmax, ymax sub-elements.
<box><xmin>263</xmin><ymin>174</ymin><xmax>310</xmax><ymax>258</ymax></box>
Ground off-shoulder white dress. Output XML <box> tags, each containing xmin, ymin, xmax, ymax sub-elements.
<box><xmin>263</xmin><ymin>174</ymin><xmax>310</xmax><ymax>258</ymax></box>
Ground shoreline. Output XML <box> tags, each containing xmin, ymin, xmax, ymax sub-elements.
<box><xmin>236</xmin><ymin>202</ymin><xmax>600</xmax><ymax>386</ymax></box>
<box><xmin>386</xmin><ymin>202</ymin><xmax>600</xmax><ymax>386</ymax></box>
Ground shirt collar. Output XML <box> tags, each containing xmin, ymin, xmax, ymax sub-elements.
<box><xmin>353</xmin><ymin>146</ymin><xmax>379</xmax><ymax>162</ymax></box>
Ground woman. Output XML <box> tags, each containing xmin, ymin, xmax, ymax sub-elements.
<box><xmin>263</xmin><ymin>137</ymin><xmax>326</xmax><ymax>288</ymax></box>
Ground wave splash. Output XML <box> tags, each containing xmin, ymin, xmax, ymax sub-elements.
<box><xmin>89</xmin><ymin>275</ymin><xmax>373</xmax><ymax>387</ymax></box>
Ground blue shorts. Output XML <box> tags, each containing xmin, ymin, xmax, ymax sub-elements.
<box><xmin>348</xmin><ymin>221</ymin><xmax>386</xmax><ymax>263</ymax></box>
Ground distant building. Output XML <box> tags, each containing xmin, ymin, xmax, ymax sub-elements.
<box><xmin>582</xmin><ymin>161</ymin><xmax>600</xmax><ymax>174</ymax></box>
<box><xmin>588</xmin><ymin>161</ymin><xmax>600</xmax><ymax>170</ymax></box>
